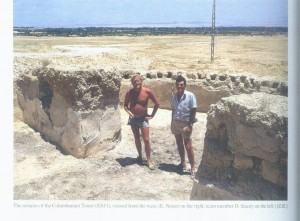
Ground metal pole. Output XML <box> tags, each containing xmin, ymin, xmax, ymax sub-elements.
<box><xmin>211</xmin><ymin>0</ymin><xmax>216</xmax><ymax>63</ymax></box>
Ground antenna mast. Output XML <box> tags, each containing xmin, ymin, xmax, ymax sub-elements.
<box><xmin>211</xmin><ymin>0</ymin><xmax>216</xmax><ymax>63</ymax></box>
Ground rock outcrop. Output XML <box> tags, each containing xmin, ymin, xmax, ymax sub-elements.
<box><xmin>191</xmin><ymin>92</ymin><xmax>288</xmax><ymax>200</ymax></box>
<box><xmin>14</xmin><ymin>68</ymin><xmax>122</xmax><ymax>158</ymax></box>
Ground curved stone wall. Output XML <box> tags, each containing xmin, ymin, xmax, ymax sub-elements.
<box><xmin>119</xmin><ymin>71</ymin><xmax>287</xmax><ymax>112</ymax></box>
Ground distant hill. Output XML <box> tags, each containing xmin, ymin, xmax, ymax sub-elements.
<box><xmin>13</xmin><ymin>26</ymin><xmax>288</xmax><ymax>37</ymax></box>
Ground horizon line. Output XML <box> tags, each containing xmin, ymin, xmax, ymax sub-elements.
<box><xmin>13</xmin><ymin>25</ymin><xmax>288</xmax><ymax>29</ymax></box>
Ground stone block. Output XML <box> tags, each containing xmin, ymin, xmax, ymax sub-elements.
<box><xmin>233</xmin><ymin>153</ymin><xmax>253</xmax><ymax>169</ymax></box>
<box><xmin>262</xmin><ymin>160</ymin><xmax>287</xmax><ymax>186</ymax></box>
<box><xmin>196</xmin><ymin>92</ymin><xmax>287</xmax><ymax>199</ymax></box>
<box><xmin>15</xmin><ymin>68</ymin><xmax>122</xmax><ymax>158</ymax></box>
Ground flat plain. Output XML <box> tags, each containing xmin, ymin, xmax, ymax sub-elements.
<box><xmin>14</xmin><ymin>35</ymin><xmax>288</xmax><ymax>81</ymax></box>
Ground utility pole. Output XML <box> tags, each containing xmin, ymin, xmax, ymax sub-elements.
<box><xmin>211</xmin><ymin>0</ymin><xmax>216</xmax><ymax>63</ymax></box>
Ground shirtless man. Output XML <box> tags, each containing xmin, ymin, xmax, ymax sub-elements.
<box><xmin>124</xmin><ymin>75</ymin><xmax>160</xmax><ymax>170</ymax></box>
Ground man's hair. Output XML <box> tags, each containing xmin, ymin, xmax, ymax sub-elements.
<box><xmin>175</xmin><ymin>75</ymin><xmax>186</xmax><ymax>85</ymax></box>
<box><xmin>131</xmin><ymin>74</ymin><xmax>142</xmax><ymax>84</ymax></box>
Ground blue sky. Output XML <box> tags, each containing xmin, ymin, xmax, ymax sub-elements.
<box><xmin>13</xmin><ymin>0</ymin><xmax>288</xmax><ymax>27</ymax></box>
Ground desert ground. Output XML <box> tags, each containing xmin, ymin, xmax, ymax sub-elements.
<box><xmin>14</xmin><ymin>35</ymin><xmax>288</xmax><ymax>80</ymax></box>
<box><xmin>13</xmin><ymin>35</ymin><xmax>288</xmax><ymax>200</ymax></box>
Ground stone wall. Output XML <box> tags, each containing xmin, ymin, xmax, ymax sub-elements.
<box><xmin>15</xmin><ymin>68</ymin><xmax>122</xmax><ymax>158</ymax></box>
<box><xmin>119</xmin><ymin>71</ymin><xmax>287</xmax><ymax>112</ymax></box>
<box><xmin>191</xmin><ymin>92</ymin><xmax>288</xmax><ymax>200</ymax></box>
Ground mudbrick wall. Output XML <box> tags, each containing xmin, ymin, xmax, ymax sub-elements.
<box><xmin>14</xmin><ymin>68</ymin><xmax>288</xmax><ymax>199</ymax></box>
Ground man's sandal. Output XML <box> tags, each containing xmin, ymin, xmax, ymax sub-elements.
<box><xmin>147</xmin><ymin>163</ymin><xmax>155</xmax><ymax>170</ymax></box>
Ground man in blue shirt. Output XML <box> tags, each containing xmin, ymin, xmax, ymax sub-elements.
<box><xmin>171</xmin><ymin>75</ymin><xmax>197</xmax><ymax>179</ymax></box>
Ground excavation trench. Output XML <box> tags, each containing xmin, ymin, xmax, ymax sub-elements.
<box><xmin>14</xmin><ymin>69</ymin><xmax>287</xmax><ymax>200</ymax></box>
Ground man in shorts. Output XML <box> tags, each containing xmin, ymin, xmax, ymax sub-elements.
<box><xmin>171</xmin><ymin>75</ymin><xmax>197</xmax><ymax>179</ymax></box>
<box><xmin>124</xmin><ymin>74</ymin><xmax>160</xmax><ymax>170</ymax></box>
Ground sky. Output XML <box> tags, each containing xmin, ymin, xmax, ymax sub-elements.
<box><xmin>13</xmin><ymin>0</ymin><xmax>288</xmax><ymax>28</ymax></box>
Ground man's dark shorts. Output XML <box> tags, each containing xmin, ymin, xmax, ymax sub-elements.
<box><xmin>128</xmin><ymin>117</ymin><xmax>149</xmax><ymax>128</ymax></box>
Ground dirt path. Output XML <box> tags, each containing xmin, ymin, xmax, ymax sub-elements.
<box><xmin>14</xmin><ymin>108</ymin><xmax>207</xmax><ymax>200</ymax></box>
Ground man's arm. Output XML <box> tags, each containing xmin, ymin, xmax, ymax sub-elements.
<box><xmin>148</xmin><ymin>89</ymin><xmax>160</xmax><ymax>118</ymax></box>
<box><xmin>188</xmin><ymin>93</ymin><xmax>197</xmax><ymax>128</ymax></box>
<box><xmin>150</xmin><ymin>103</ymin><xmax>159</xmax><ymax>118</ymax></box>
<box><xmin>188</xmin><ymin>108</ymin><xmax>197</xmax><ymax>128</ymax></box>
<box><xmin>124</xmin><ymin>91</ymin><xmax>134</xmax><ymax>117</ymax></box>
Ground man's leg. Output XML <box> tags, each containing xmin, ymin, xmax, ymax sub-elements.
<box><xmin>175</xmin><ymin>134</ymin><xmax>186</xmax><ymax>167</ymax></box>
<box><xmin>141</xmin><ymin>127</ymin><xmax>154</xmax><ymax>169</ymax></box>
<box><xmin>131</xmin><ymin>125</ymin><xmax>142</xmax><ymax>159</ymax></box>
<box><xmin>184</xmin><ymin>138</ymin><xmax>195</xmax><ymax>176</ymax></box>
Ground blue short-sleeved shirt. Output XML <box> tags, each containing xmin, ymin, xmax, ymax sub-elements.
<box><xmin>172</xmin><ymin>90</ymin><xmax>197</xmax><ymax>122</ymax></box>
